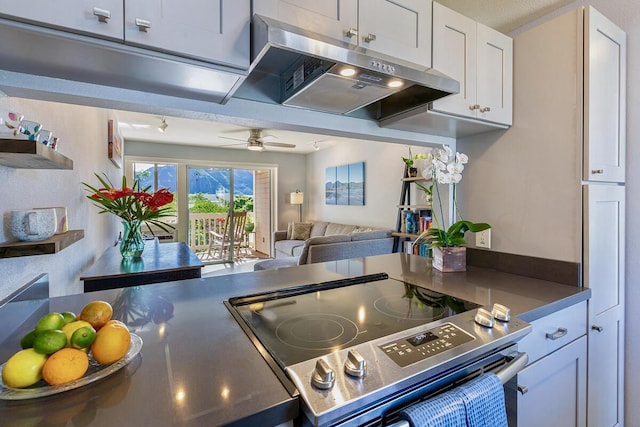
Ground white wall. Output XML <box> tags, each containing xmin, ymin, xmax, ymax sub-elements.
<box><xmin>0</xmin><ymin>97</ymin><xmax>121</xmax><ymax>298</ymax></box>
<box><xmin>306</xmin><ymin>140</ymin><xmax>449</xmax><ymax>229</ymax></box>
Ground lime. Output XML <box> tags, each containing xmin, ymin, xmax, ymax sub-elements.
<box><xmin>1</xmin><ymin>348</ymin><xmax>48</xmax><ymax>388</ymax></box>
<box><xmin>33</xmin><ymin>330</ymin><xmax>67</xmax><ymax>355</ymax></box>
<box><xmin>62</xmin><ymin>320</ymin><xmax>93</xmax><ymax>345</ymax></box>
<box><xmin>20</xmin><ymin>330</ymin><xmax>39</xmax><ymax>349</ymax></box>
<box><xmin>35</xmin><ymin>312</ymin><xmax>65</xmax><ymax>333</ymax></box>
<box><xmin>70</xmin><ymin>327</ymin><xmax>96</xmax><ymax>350</ymax></box>
<box><xmin>61</xmin><ymin>312</ymin><xmax>76</xmax><ymax>325</ymax></box>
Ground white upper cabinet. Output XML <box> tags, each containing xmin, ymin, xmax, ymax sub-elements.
<box><xmin>0</xmin><ymin>0</ymin><xmax>124</xmax><ymax>40</ymax></box>
<box><xmin>253</xmin><ymin>0</ymin><xmax>432</xmax><ymax>68</ymax></box>
<box><xmin>431</xmin><ymin>2</ymin><xmax>512</xmax><ymax>125</ymax></box>
<box><xmin>124</xmin><ymin>0</ymin><xmax>249</xmax><ymax>68</ymax></box>
<box><xmin>584</xmin><ymin>7</ymin><xmax>626</xmax><ymax>183</ymax></box>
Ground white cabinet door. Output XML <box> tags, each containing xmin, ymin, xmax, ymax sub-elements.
<box><xmin>124</xmin><ymin>0</ymin><xmax>249</xmax><ymax>68</ymax></box>
<box><xmin>584</xmin><ymin>7</ymin><xmax>626</xmax><ymax>183</ymax></box>
<box><xmin>359</xmin><ymin>0</ymin><xmax>431</xmax><ymax>68</ymax></box>
<box><xmin>512</xmin><ymin>336</ymin><xmax>587</xmax><ymax>427</ymax></box>
<box><xmin>477</xmin><ymin>23</ymin><xmax>513</xmax><ymax>125</ymax></box>
<box><xmin>0</xmin><ymin>0</ymin><xmax>123</xmax><ymax>40</ymax></box>
<box><xmin>431</xmin><ymin>2</ymin><xmax>476</xmax><ymax>119</ymax></box>
<box><xmin>253</xmin><ymin>0</ymin><xmax>358</xmax><ymax>46</ymax></box>
<box><xmin>583</xmin><ymin>184</ymin><xmax>625</xmax><ymax>427</ymax></box>
<box><xmin>431</xmin><ymin>2</ymin><xmax>512</xmax><ymax>126</ymax></box>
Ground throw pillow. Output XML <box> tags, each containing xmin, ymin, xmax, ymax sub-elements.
<box><xmin>286</xmin><ymin>221</ymin><xmax>294</xmax><ymax>239</ymax></box>
<box><xmin>291</xmin><ymin>222</ymin><xmax>312</xmax><ymax>240</ymax></box>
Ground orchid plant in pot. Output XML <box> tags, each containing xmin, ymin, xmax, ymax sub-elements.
<box><xmin>82</xmin><ymin>174</ymin><xmax>175</xmax><ymax>259</ymax></box>
<box><xmin>414</xmin><ymin>145</ymin><xmax>491</xmax><ymax>272</ymax></box>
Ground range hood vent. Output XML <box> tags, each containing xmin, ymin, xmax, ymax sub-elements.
<box><xmin>238</xmin><ymin>15</ymin><xmax>460</xmax><ymax>120</ymax></box>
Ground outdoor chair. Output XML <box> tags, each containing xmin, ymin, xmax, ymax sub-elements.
<box><xmin>207</xmin><ymin>211</ymin><xmax>248</xmax><ymax>259</ymax></box>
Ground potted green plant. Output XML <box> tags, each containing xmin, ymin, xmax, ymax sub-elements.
<box><xmin>244</xmin><ymin>216</ymin><xmax>255</xmax><ymax>233</ymax></box>
<box><xmin>402</xmin><ymin>147</ymin><xmax>426</xmax><ymax>177</ymax></box>
<box><xmin>414</xmin><ymin>146</ymin><xmax>490</xmax><ymax>272</ymax></box>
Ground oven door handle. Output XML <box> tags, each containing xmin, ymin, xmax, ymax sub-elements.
<box><xmin>496</xmin><ymin>351</ymin><xmax>528</xmax><ymax>385</ymax></box>
<box><xmin>385</xmin><ymin>352</ymin><xmax>529</xmax><ymax>427</ymax></box>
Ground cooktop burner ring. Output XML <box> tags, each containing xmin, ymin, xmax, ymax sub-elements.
<box><xmin>373</xmin><ymin>295</ymin><xmax>447</xmax><ymax>321</ymax></box>
<box><xmin>275</xmin><ymin>313</ymin><xmax>359</xmax><ymax>351</ymax></box>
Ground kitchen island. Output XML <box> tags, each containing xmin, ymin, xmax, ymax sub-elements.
<box><xmin>0</xmin><ymin>253</ymin><xmax>590</xmax><ymax>426</ymax></box>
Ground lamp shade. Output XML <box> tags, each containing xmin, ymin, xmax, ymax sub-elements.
<box><xmin>290</xmin><ymin>191</ymin><xmax>304</xmax><ymax>205</ymax></box>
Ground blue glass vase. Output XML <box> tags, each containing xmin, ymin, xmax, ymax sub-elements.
<box><xmin>120</xmin><ymin>220</ymin><xmax>145</xmax><ymax>258</ymax></box>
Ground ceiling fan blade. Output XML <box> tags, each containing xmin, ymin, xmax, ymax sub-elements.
<box><xmin>219</xmin><ymin>135</ymin><xmax>247</xmax><ymax>142</ymax></box>
<box><xmin>263</xmin><ymin>141</ymin><xmax>296</xmax><ymax>149</ymax></box>
<box><xmin>258</xmin><ymin>134</ymin><xmax>278</xmax><ymax>143</ymax></box>
<box><xmin>218</xmin><ymin>142</ymin><xmax>248</xmax><ymax>148</ymax></box>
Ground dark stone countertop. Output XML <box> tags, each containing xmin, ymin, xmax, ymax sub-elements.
<box><xmin>0</xmin><ymin>253</ymin><xmax>590</xmax><ymax>426</ymax></box>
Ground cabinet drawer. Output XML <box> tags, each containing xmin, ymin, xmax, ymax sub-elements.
<box><xmin>518</xmin><ymin>301</ymin><xmax>586</xmax><ymax>364</ymax></box>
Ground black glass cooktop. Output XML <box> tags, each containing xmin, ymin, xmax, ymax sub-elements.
<box><xmin>227</xmin><ymin>273</ymin><xmax>481</xmax><ymax>367</ymax></box>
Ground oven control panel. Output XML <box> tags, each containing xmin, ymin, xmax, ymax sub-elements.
<box><xmin>379</xmin><ymin>323</ymin><xmax>475</xmax><ymax>367</ymax></box>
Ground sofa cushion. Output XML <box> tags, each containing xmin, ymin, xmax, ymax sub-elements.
<box><xmin>274</xmin><ymin>239</ymin><xmax>305</xmax><ymax>257</ymax></box>
<box><xmin>310</xmin><ymin>221</ymin><xmax>329</xmax><ymax>237</ymax></box>
<box><xmin>298</xmin><ymin>235</ymin><xmax>352</xmax><ymax>265</ymax></box>
<box><xmin>350</xmin><ymin>229</ymin><xmax>392</xmax><ymax>241</ymax></box>
<box><xmin>291</xmin><ymin>222</ymin><xmax>312</xmax><ymax>240</ymax></box>
<box><xmin>325</xmin><ymin>223</ymin><xmax>358</xmax><ymax>236</ymax></box>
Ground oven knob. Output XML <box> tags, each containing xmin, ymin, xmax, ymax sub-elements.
<box><xmin>474</xmin><ymin>308</ymin><xmax>495</xmax><ymax>328</ymax></box>
<box><xmin>492</xmin><ymin>303</ymin><xmax>511</xmax><ymax>322</ymax></box>
<box><xmin>344</xmin><ymin>349</ymin><xmax>367</xmax><ymax>378</ymax></box>
<box><xmin>311</xmin><ymin>358</ymin><xmax>335</xmax><ymax>390</ymax></box>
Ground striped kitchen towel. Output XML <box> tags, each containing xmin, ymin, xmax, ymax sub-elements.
<box><xmin>456</xmin><ymin>373</ymin><xmax>508</xmax><ymax>427</ymax></box>
<box><xmin>399</xmin><ymin>390</ymin><xmax>466</xmax><ymax>427</ymax></box>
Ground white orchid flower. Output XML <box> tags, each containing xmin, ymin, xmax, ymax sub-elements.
<box><xmin>434</xmin><ymin>159</ymin><xmax>447</xmax><ymax>171</ymax></box>
<box><xmin>442</xmin><ymin>145</ymin><xmax>453</xmax><ymax>158</ymax></box>
<box><xmin>447</xmin><ymin>162</ymin><xmax>465</xmax><ymax>174</ymax></box>
<box><xmin>456</xmin><ymin>152</ymin><xmax>469</xmax><ymax>164</ymax></box>
<box><xmin>451</xmin><ymin>173</ymin><xmax>463</xmax><ymax>184</ymax></box>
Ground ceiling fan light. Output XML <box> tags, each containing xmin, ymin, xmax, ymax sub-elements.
<box><xmin>313</xmin><ymin>141</ymin><xmax>320</xmax><ymax>151</ymax></box>
<box><xmin>247</xmin><ymin>141</ymin><xmax>264</xmax><ymax>151</ymax></box>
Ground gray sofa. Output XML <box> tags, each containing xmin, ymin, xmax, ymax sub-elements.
<box><xmin>254</xmin><ymin>221</ymin><xmax>394</xmax><ymax>270</ymax></box>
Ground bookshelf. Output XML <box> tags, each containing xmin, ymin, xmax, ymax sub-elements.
<box><xmin>392</xmin><ymin>165</ymin><xmax>432</xmax><ymax>255</ymax></box>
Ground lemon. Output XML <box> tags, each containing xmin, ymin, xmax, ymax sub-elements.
<box><xmin>1</xmin><ymin>348</ymin><xmax>48</xmax><ymax>388</ymax></box>
<box><xmin>33</xmin><ymin>330</ymin><xmax>67</xmax><ymax>355</ymax></box>
<box><xmin>70</xmin><ymin>327</ymin><xmax>96</xmax><ymax>350</ymax></box>
<box><xmin>61</xmin><ymin>312</ymin><xmax>76</xmax><ymax>325</ymax></box>
<box><xmin>20</xmin><ymin>330</ymin><xmax>38</xmax><ymax>349</ymax></box>
<box><xmin>62</xmin><ymin>320</ymin><xmax>93</xmax><ymax>345</ymax></box>
<box><xmin>35</xmin><ymin>312</ymin><xmax>65</xmax><ymax>333</ymax></box>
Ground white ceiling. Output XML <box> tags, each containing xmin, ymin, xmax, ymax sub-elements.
<box><xmin>115</xmin><ymin>0</ymin><xmax>572</xmax><ymax>153</ymax></box>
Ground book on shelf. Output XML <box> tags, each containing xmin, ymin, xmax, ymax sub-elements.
<box><xmin>403</xmin><ymin>240</ymin><xmax>432</xmax><ymax>258</ymax></box>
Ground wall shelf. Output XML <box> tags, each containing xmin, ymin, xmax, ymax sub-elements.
<box><xmin>0</xmin><ymin>138</ymin><xmax>73</xmax><ymax>169</ymax></box>
<box><xmin>392</xmin><ymin>231</ymin><xmax>422</xmax><ymax>239</ymax></box>
<box><xmin>0</xmin><ymin>230</ymin><xmax>84</xmax><ymax>258</ymax></box>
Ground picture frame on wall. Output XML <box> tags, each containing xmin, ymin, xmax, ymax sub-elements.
<box><xmin>336</xmin><ymin>165</ymin><xmax>349</xmax><ymax>205</ymax></box>
<box><xmin>325</xmin><ymin>167</ymin><xmax>337</xmax><ymax>204</ymax></box>
<box><xmin>348</xmin><ymin>162</ymin><xmax>365</xmax><ymax>205</ymax></box>
<box><xmin>107</xmin><ymin>119</ymin><xmax>123</xmax><ymax>169</ymax></box>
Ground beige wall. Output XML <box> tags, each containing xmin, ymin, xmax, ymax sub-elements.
<box><xmin>460</xmin><ymin>2</ymin><xmax>640</xmax><ymax>423</ymax></box>
<box><xmin>254</xmin><ymin>170</ymin><xmax>271</xmax><ymax>255</ymax></box>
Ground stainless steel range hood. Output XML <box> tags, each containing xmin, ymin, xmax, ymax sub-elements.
<box><xmin>237</xmin><ymin>15</ymin><xmax>459</xmax><ymax>120</ymax></box>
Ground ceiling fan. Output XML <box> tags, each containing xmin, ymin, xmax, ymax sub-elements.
<box><xmin>219</xmin><ymin>128</ymin><xmax>297</xmax><ymax>151</ymax></box>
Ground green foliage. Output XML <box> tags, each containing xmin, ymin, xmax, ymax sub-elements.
<box><xmin>189</xmin><ymin>193</ymin><xmax>229</xmax><ymax>213</ymax></box>
<box><xmin>417</xmin><ymin>220</ymin><xmax>491</xmax><ymax>248</ymax></box>
<box><xmin>233</xmin><ymin>195</ymin><xmax>254</xmax><ymax>212</ymax></box>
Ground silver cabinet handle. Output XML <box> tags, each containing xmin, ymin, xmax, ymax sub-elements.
<box><xmin>591</xmin><ymin>169</ymin><xmax>604</xmax><ymax>174</ymax></box>
<box><xmin>345</xmin><ymin>28</ymin><xmax>358</xmax><ymax>38</ymax></box>
<box><xmin>136</xmin><ymin>18</ymin><xmax>151</xmax><ymax>32</ymax></box>
<box><xmin>364</xmin><ymin>33</ymin><xmax>377</xmax><ymax>43</ymax></box>
<box><xmin>517</xmin><ymin>385</ymin><xmax>528</xmax><ymax>395</ymax></box>
<box><xmin>592</xmin><ymin>325</ymin><xmax>604</xmax><ymax>332</ymax></box>
<box><xmin>469</xmin><ymin>104</ymin><xmax>480</xmax><ymax>111</ymax></box>
<box><xmin>480</xmin><ymin>106</ymin><xmax>491</xmax><ymax>113</ymax></box>
<box><xmin>545</xmin><ymin>327</ymin><xmax>568</xmax><ymax>340</ymax></box>
<box><xmin>93</xmin><ymin>7</ymin><xmax>111</xmax><ymax>23</ymax></box>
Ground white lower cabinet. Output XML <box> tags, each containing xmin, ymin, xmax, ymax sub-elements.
<box><xmin>510</xmin><ymin>336</ymin><xmax>587</xmax><ymax>427</ymax></box>
<box><xmin>507</xmin><ymin>302</ymin><xmax>587</xmax><ymax>426</ymax></box>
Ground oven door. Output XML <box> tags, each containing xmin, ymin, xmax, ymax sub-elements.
<box><xmin>322</xmin><ymin>345</ymin><xmax>528</xmax><ymax>427</ymax></box>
